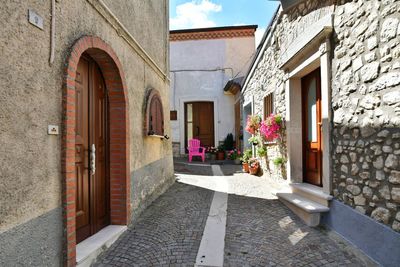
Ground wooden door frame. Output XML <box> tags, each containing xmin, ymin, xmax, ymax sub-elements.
<box><xmin>184</xmin><ymin>101</ymin><xmax>215</xmax><ymax>152</ymax></box>
<box><xmin>301</xmin><ymin>68</ymin><xmax>322</xmax><ymax>186</ymax></box>
<box><xmin>62</xmin><ymin>36</ymin><xmax>130</xmax><ymax>266</ymax></box>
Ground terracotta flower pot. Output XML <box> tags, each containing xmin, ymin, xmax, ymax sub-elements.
<box><xmin>216</xmin><ymin>151</ymin><xmax>225</xmax><ymax>160</ymax></box>
<box><xmin>249</xmin><ymin>166</ymin><xmax>259</xmax><ymax>175</ymax></box>
<box><xmin>242</xmin><ymin>162</ymin><xmax>249</xmax><ymax>173</ymax></box>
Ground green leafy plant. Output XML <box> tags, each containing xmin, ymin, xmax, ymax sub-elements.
<box><xmin>248</xmin><ymin>135</ymin><xmax>261</xmax><ymax>146</ymax></box>
<box><xmin>256</xmin><ymin>146</ymin><xmax>267</xmax><ymax>157</ymax></box>
<box><xmin>227</xmin><ymin>149</ymin><xmax>241</xmax><ymax>160</ymax></box>
<box><xmin>223</xmin><ymin>133</ymin><xmax>234</xmax><ymax>151</ymax></box>
<box><xmin>217</xmin><ymin>144</ymin><xmax>225</xmax><ymax>152</ymax></box>
<box><xmin>240</xmin><ymin>148</ymin><xmax>252</xmax><ymax>163</ymax></box>
<box><xmin>273</xmin><ymin>157</ymin><xmax>285</xmax><ymax>166</ymax></box>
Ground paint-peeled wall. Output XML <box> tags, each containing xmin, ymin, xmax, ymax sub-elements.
<box><xmin>0</xmin><ymin>0</ymin><xmax>172</xmax><ymax>265</ymax></box>
<box><xmin>170</xmin><ymin>36</ymin><xmax>255</xmax><ymax>155</ymax></box>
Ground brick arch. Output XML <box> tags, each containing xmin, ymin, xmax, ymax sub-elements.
<box><xmin>62</xmin><ymin>36</ymin><xmax>130</xmax><ymax>266</ymax></box>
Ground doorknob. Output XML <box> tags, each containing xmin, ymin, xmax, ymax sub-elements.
<box><xmin>90</xmin><ymin>144</ymin><xmax>96</xmax><ymax>175</ymax></box>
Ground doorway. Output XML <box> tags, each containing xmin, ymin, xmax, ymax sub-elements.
<box><xmin>301</xmin><ymin>68</ymin><xmax>322</xmax><ymax>186</ymax></box>
<box><xmin>75</xmin><ymin>55</ymin><xmax>110</xmax><ymax>243</ymax></box>
<box><xmin>184</xmin><ymin>102</ymin><xmax>215</xmax><ymax>149</ymax></box>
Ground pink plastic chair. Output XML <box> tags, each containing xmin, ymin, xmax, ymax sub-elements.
<box><xmin>187</xmin><ymin>139</ymin><xmax>205</xmax><ymax>162</ymax></box>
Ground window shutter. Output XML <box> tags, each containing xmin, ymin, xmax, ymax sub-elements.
<box><xmin>148</xmin><ymin>95</ymin><xmax>164</xmax><ymax>136</ymax></box>
<box><xmin>263</xmin><ymin>93</ymin><xmax>274</xmax><ymax>119</ymax></box>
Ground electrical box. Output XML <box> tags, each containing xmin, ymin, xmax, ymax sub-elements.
<box><xmin>48</xmin><ymin>125</ymin><xmax>59</xmax><ymax>135</ymax></box>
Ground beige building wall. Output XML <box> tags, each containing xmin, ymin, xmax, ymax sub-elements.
<box><xmin>0</xmin><ymin>0</ymin><xmax>173</xmax><ymax>265</ymax></box>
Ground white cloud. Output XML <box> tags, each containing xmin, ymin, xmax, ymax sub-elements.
<box><xmin>170</xmin><ymin>0</ymin><xmax>222</xmax><ymax>30</ymax></box>
<box><xmin>255</xmin><ymin>27</ymin><xmax>265</xmax><ymax>47</ymax></box>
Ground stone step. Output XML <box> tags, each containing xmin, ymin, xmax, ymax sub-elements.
<box><xmin>277</xmin><ymin>192</ymin><xmax>329</xmax><ymax>227</ymax></box>
<box><xmin>77</xmin><ymin>225</ymin><xmax>127</xmax><ymax>267</ymax></box>
<box><xmin>290</xmin><ymin>183</ymin><xmax>333</xmax><ymax>207</ymax></box>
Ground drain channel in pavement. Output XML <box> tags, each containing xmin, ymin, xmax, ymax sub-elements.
<box><xmin>195</xmin><ymin>165</ymin><xmax>228</xmax><ymax>267</ymax></box>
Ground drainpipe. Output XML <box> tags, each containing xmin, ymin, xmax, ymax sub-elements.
<box><xmin>49</xmin><ymin>0</ymin><xmax>55</xmax><ymax>65</ymax></box>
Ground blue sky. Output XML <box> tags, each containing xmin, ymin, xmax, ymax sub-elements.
<box><xmin>169</xmin><ymin>0</ymin><xmax>280</xmax><ymax>45</ymax></box>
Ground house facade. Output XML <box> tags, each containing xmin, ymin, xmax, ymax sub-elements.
<box><xmin>169</xmin><ymin>25</ymin><xmax>257</xmax><ymax>155</ymax></box>
<box><xmin>0</xmin><ymin>1</ymin><xmax>173</xmax><ymax>266</ymax></box>
<box><xmin>241</xmin><ymin>0</ymin><xmax>400</xmax><ymax>265</ymax></box>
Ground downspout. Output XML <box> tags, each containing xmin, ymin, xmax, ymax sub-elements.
<box><xmin>49</xmin><ymin>0</ymin><xmax>55</xmax><ymax>65</ymax></box>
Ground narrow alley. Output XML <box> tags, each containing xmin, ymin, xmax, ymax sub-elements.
<box><xmin>93</xmin><ymin>161</ymin><xmax>375</xmax><ymax>267</ymax></box>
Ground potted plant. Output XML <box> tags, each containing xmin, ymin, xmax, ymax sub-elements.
<box><xmin>206</xmin><ymin>146</ymin><xmax>218</xmax><ymax>160</ymax></box>
<box><xmin>248</xmin><ymin>135</ymin><xmax>260</xmax><ymax>146</ymax></box>
<box><xmin>240</xmin><ymin>148</ymin><xmax>252</xmax><ymax>172</ymax></box>
<box><xmin>223</xmin><ymin>133</ymin><xmax>235</xmax><ymax>151</ymax></box>
<box><xmin>227</xmin><ymin>149</ymin><xmax>241</xmax><ymax>164</ymax></box>
<box><xmin>248</xmin><ymin>157</ymin><xmax>260</xmax><ymax>175</ymax></box>
<box><xmin>245</xmin><ymin>115</ymin><xmax>261</xmax><ymax>135</ymax></box>
<box><xmin>216</xmin><ymin>145</ymin><xmax>225</xmax><ymax>160</ymax></box>
<box><xmin>259</xmin><ymin>114</ymin><xmax>283</xmax><ymax>141</ymax></box>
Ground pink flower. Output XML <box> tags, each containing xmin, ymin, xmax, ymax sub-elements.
<box><xmin>260</xmin><ymin>114</ymin><xmax>282</xmax><ymax>141</ymax></box>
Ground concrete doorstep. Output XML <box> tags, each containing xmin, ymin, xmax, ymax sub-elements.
<box><xmin>76</xmin><ymin>225</ymin><xmax>127</xmax><ymax>267</ymax></box>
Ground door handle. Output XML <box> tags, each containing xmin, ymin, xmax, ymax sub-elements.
<box><xmin>90</xmin><ymin>144</ymin><xmax>96</xmax><ymax>175</ymax></box>
<box><xmin>196</xmin><ymin>126</ymin><xmax>200</xmax><ymax>136</ymax></box>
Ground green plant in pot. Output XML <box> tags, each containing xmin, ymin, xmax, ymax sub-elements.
<box><xmin>223</xmin><ymin>133</ymin><xmax>235</xmax><ymax>151</ymax></box>
<box><xmin>248</xmin><ymin>157</ymin><xmax>260</xmax><ymax>175</ymax></box>
<box><xmin>240</xmin><ymin>148</ymin><xmax>252</xmax><ymax>173</ymax></box>
<box><xmin>216</xmin><ymin>144</ymin><xmax>225</xmax><ymax>160</ymax></box>
<box><xmin>248</xmin><ymin>135</ymin><xmax>261</xmax><ymax>146</ymax></box>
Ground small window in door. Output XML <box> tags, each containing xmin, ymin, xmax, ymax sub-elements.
<box><xmin>144</xmin><ymin>89</ymin><xmax>164</xmax><ymax>136</ymax></box>
<box><xmin>263</xmin><ymin>93</ymin><xmax>274</xmax><ymax>119</ymax></box>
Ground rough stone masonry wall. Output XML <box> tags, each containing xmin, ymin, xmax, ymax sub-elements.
<box><xmin>243</xmin><ymin>0</ymin><xmax>400</xmax><ymax>232</ymax></box>
<box><xmin>332</xmin><ymin>0</ymin><xmax>400</xmax><ymax>232</ymax></box>
<box><xmin>242</xmin><ymin>0</ymin><xmax>335</xmax><ymax>179</ymax></box>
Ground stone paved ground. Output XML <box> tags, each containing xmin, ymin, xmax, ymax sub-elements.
<box><xmin>93</xmin><ymin>182</ymin><xmax>213</xmax><ymax>266</ymax></box>
<box><xmin>94</xmin><ymin>161</ymin><xmax>375</xmax><ymax>267</ymax></box>
<box><xmin>224</xmin><ymin>195</ymin><xmax>374</xmax><ymax>267</ymax></box>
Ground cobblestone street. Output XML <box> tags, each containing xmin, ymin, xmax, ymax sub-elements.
<box><xmin>94</xmin><ymin>161</ymin><xmax>376</xmax><ymax>267</ymax></box>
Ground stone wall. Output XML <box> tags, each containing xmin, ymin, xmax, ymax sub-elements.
<box><xmin>331</xmin><ymin>0</ymin><xmax>400</xmax><ymax>232</ymax></box>
<box><xmin>242</xmin><ymin>0</ymin><xmax>400</xmax><ymax>232</ymax></box>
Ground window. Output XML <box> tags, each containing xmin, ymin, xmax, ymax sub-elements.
<box><xmin>263</xmin><ymin>93</ymin><xmax>274</xmax><ymax>120</ymax></box>
<box><xmin>144</xmin><ymin>89</ymin><xmax>164</xmax><ymax>136</ymax></box>
<box><xmin>170</xmin><ymin>110</ymin><xmax>177</xmax><ymax>120</ymax></box>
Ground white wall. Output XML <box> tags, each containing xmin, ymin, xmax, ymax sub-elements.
<box><xmin>170</xmin><ymin>36</ymin><xmax>255</xmax><ymax>154</ymax></box>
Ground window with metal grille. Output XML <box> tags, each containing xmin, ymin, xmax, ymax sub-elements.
<box><xmin>263</xmin><ymin>93</ymin><xmax>274</xmax><ymax>119</ymax></box>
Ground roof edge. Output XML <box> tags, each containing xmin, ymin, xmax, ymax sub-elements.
<box><xmin>170</xmin><ymin>25</ymin><xmax>258</xmax><ymax>34</ymax></box>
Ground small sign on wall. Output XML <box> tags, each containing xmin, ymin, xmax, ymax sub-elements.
<box><xmin>170</xmin><ymin>110</ymin><xmax>177</xmax><ymax>120</ymax></box>
<box><xmin>28</xmin><ymin>9</ymin><xmax>43</xmax><ymax>30</ymax></box>
<box><xmin>48</xmin><ymin>125</ymin><xmax>59</xmax><ymax>135</ymax></box>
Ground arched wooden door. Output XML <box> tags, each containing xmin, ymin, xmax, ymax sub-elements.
<box><xmin>75</xmin><ymin>55</ymin><xmax>110</xmax><ymax>243</ymax></box>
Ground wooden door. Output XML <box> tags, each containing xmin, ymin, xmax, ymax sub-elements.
<box><xmin>302</xmin><ymin>68</ymin><xmax>322</xmax><ymax>186</ymax></box>
<box><xmin>76</xmin><ymin>56</ymin><xmax>109</xmax><ymax>243</ymax></box>
<box><xmin>185</xmin><ymin>102</ymin><xmax>214</xmax><ymax>149</ymax></box>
